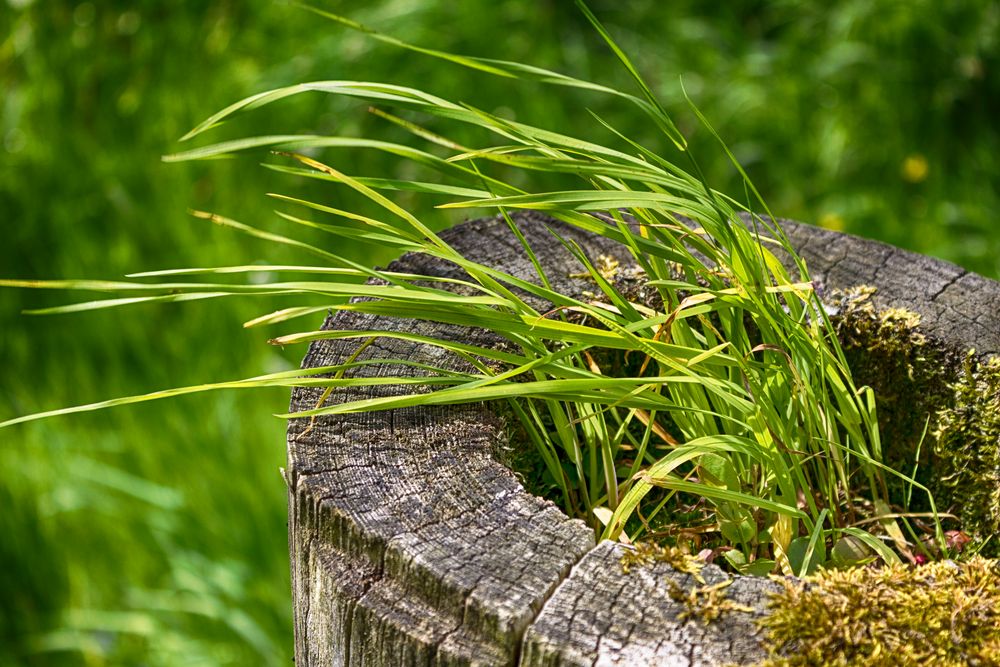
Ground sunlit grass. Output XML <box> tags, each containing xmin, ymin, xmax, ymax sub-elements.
<box><xmin>4</xmin><ymin>2</ymin><xmax>948</xmax><ymax>583</ymax></box>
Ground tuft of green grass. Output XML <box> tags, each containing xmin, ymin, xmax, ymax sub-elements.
<box><xmin>1</xmin><ymin>2</ymin><xmax>948</xmax><ymax>580</ymax></box>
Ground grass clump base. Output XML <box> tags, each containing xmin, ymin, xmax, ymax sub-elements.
<box><xmin>754</xmin><ymin>557</ymin><xmax>1000</xmax><ymax>666</ymax></box>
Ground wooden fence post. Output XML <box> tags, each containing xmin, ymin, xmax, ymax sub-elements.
<box><xmin>286</xmin><ymin>211</ymin><xmax>1000</xmax><ymax>666</ymax></box>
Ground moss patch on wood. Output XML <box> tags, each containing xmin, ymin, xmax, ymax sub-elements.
<box><xmin>830</xmin><ymin>285</ymin><xmax>1000</xmax><ymax>557</ymax></box>
<box><xmin>753</xmin><ymin>557</ymin><xmax>1000</xmax><ymax>666</ymax></box>
<box><xmin>667</xmin><ymin>578</ymin><xmax>754</xmax><ymax>625</ymax></box>
<box><xmin>829</xmin><ymin>285</ymin><xmax>954</xmax><ymax>502</ymax></box>
<box><xmin>619</xmin><ymin>544</ymin><xmax>756</xmax><ymax>626</ymax></box>
<box><xmin>620</xmin><ymin>541</ymin><xmax>706</xmax><ymax>580</ymax></box>
<box><xmin>933</xmin><ymin>352</ymin><xmax>1000</xmax><ymax>554</ymax></box>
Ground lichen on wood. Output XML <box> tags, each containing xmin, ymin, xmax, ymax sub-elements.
<box><xmin>522</xmin><ymin>541</ymin><xmax>777</xmax><ymax>666</ymax></box>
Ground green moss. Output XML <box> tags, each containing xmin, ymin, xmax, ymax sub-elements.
<box><xmin>830</xmin><ymin>286</ymin><xmax>1000</xmax><ymax>556</ymax></box>
<box><xmin>828</xmin><ymin>287</ymin><xmax>958</xmax><ymax>516</ymax></box>
<box><xmin>620</xmin><ymin>541</ymin><xmax>706</xmax><ymax>579</ymax></box>
<box><xmin>667</xmin><ymin>578</ymin><xmax>754</xmax><ymax>625</ymax></box>
<box><xmin>754</xmin><ymin>557</ymin><xmax>1000</xmax><ymax>666</ymax></box>
<box><xmin>933</xmin><ymin>351</ymin><xmax>1000</xmax><ymax>555</ymax></box>
<box><xmin>831</xmin><ymin>286</ymin><xmax>952</xmax><ymax>480</ymax></box>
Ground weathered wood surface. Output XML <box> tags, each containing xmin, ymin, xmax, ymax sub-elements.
<box><xmin>287</xmin><ymin>210</ymin><xmax>1000</xmax><ymax>666</ymax></box>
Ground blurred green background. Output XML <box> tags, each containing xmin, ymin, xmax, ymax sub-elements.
<box><xmin>1</xmin><ymin>0</ymin><xmax>997</xmax><ymax>664</ymax></box>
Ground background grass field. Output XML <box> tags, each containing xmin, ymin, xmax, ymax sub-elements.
<box><xmin>2</xmin><ymin>1</ymin><xmax>998</xmax><ymax>664</ymax></box>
